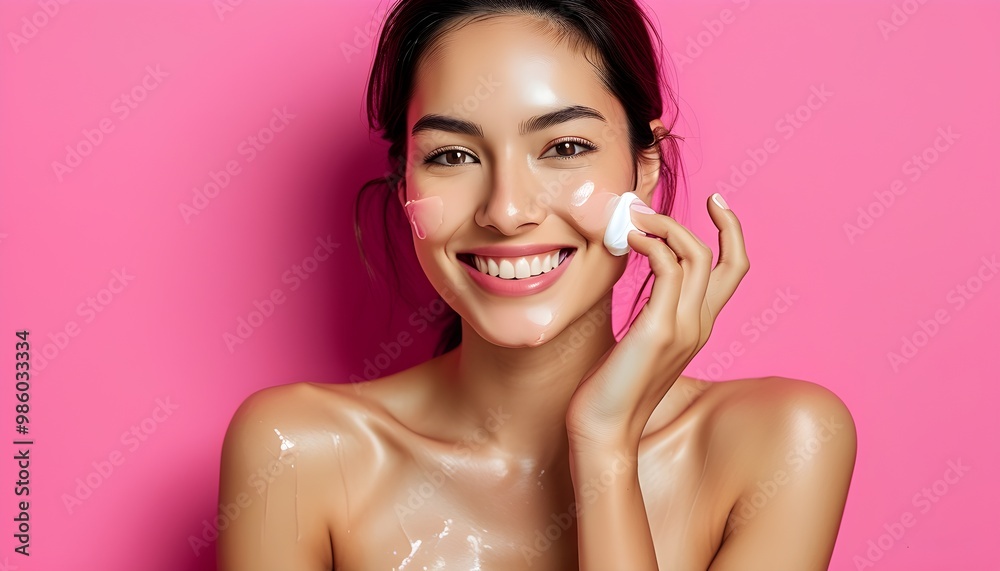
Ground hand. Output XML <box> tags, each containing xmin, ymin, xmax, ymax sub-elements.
<box><xmin>565</xmin><ymin>193</ymin><xmax>749</xmax><ymax>449</ymax></box>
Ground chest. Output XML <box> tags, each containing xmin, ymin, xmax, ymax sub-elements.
<box><xmin>328</xmin><ymin>440</ymin><xmax>731</xmax><ymax>570</ymax></box>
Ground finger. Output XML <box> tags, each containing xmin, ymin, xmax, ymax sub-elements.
<box><xmin>705</xmin><ymin>193</ymin><xmax>750</xmax><ymax>312</ymax></box>
<box><xmin>629</xmin><ymin>209</ymin><xmax>713</xmax><ymax>322</ymax></box>
<box><xmin>600</xmin><ymin>232</ymin><xmax>689</xmax><ymax>409</ymax></box>
<box><xmin>629</xmin><ymin>208</ymin><xmax>710</xmax><ymax>264</ymax></box>
<box><xmin>625</xmin><ymin>229</ymin><xmax>682</xmax><ymax>323</ymax></box>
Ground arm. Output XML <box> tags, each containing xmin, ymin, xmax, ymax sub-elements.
<box><xmin>570</xmin><ymin>439</ymin><xmax>658</xmax><ymax>570</ymax></box>
<box><xmin>709</xmin><ymin>380</ymin><xmax>858</xmax><ymax>571</ymax></box>
<box><xmin>566</xmin><ymin>194</ymin><xmax>748</xmax><ymax>570</ymax></box>
<box><xmin>217</xmin><ymin>385</ymin><xmax>333</xmax><ymax>571</ymax></box>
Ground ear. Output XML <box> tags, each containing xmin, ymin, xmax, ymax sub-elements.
<box><xmin>634</xmin><ymin>118</ymin><xmax>665</xmax><ymax>207</ymax></box>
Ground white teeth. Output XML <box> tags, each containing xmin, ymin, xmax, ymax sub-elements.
<box><xmin>499</xmin><ymin>260</ymin><xmax>515</xmax><ymax>279</ymax></box>
<box><xmin>514</xmin><ymin>259</ymin><xmax>531</xmax><ymax>278</ymax></box>
<box><xmin>469</xmin><ymin>249</ymin><xmax>567</xmax><ymax>280</ymax></box>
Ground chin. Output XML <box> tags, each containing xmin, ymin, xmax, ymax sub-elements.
<box><xmin>459</xmin><ymin>304</ymin><xmax>568</xmax><ymax>349</ymax></box>
<box><xmin>494</xmin><ymin>328</ymin><xmax>556</xmax><ymax>348</ymax></box>
<box><xmin>478</xmin><ymin>329</ymin><xmax>558</xmax><ymax>349</ymax></box>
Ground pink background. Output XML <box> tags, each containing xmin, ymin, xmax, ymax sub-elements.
<box><xmin>1</xmin><ymin>0</ymin><xmax>997</xmax><ymax>569</ymax></box>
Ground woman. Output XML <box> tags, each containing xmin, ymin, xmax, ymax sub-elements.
<box><xmin>218</xmin><ymin>1</ymin><xmax>857</xmax><ymax>569</ymax></box>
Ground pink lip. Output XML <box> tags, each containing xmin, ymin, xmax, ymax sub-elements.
<box><xmin>461</xmin><ymin>243</ymin><xmax>574</xmax><ymax>258</ymax></box>
<box><xmin>460</xmin><ymin>249</ymin><xmax>575</xmax><ymax>297</ymax></box>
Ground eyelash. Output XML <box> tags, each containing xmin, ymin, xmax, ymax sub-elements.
<box><xmin>422</xmin><ymin>137</ymin><xmax>599</xmax><ymax>167</ymax></box>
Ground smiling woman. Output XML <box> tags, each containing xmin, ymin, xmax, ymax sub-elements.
<box><xmin>217</xmin><ymin>1</ymin><xmax>857</xmax><ymax>570</ymax></box>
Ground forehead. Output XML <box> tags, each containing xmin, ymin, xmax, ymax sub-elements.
<box><xmin>409</xmin><ymin>14</ymin><xmax>619</xmax><ymax>124</ymax></box>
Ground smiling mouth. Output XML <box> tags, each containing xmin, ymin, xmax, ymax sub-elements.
<box><xmin>457</xmin><ymin>248</ymin><xmax>575</xmax><ymax>280</ymax></box>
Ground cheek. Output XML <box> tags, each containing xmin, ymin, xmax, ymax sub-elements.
<box><xmin>550</xmin><ymin>178</ymin><xmax>630</xmax><ymax>250</ymax></box>
<box><xmin>566</xmin><ymin>181</ymin><xmax>617</xmax><ymax>234</ymax></box>
<box><xmin>404</xmin><ymin>172</ymin><xmax>483</xmax><ymax>241</ymax></box>
<box><xmin>403</xmin><ymin>196</ymin><xmax>444</xmax><ymax>240</ymax></box>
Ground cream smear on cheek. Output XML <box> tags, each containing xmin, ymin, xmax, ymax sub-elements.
<box><xmin>403</xmin><ymin>196</ymin><xmax>444</xmax><ymax>239</ymax></box>
<box><xmin>562</xmin><ymin>181</ymin><xmax>642</xmax><ymax>256</ymax></box>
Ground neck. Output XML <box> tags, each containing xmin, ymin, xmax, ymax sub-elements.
<box><xmin>436</xmin><ymin>291</ymin><xmax>617</xmax><ymax>470</ymax></box>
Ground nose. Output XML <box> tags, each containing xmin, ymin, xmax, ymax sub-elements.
<box><xmin>474</xmin><ymin>158</ymin><xmax>550</xmax><ymax>235</ymax></box>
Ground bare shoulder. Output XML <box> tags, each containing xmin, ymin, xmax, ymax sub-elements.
<box><xmin>704</xmin><ymin>375</ymin><xmax>853</xmax><ymax>416</ymax></box>
<box><xmin>218</xmin><ymin>379</ymin><xmax>406</xmax><ymax>569</ymax></box>
<box><xmin>706</xmin><ymin>376</ymin><xmax>857</xmax><ymax>453</ymax></box>
<box><xmin>673</xmin><ymin>375</ymin><xmax>858</xmax><ymax>475</ymax></box>
<box><xmin>219</xmin><ymin>380</ymin><xmax>386</xmax><ymax>511</ymax></box>
<box><xmin>224</xmin><ymin>381</ymin><xmax>336</xmax><ymax>443</ymax></box>
<box><xmin>225</xmin><ymin>379</ymin><xmax>396</xmax><ymax>444</ymax></box>
<box><xmin>649</xmin><ymin>374</ymin><xmax>857</xmax><ymax>459</ymax></box>
<box><xmin>700</xmin><ymin>376</ymin><xmax>858</xmax><ymax>565</ymax></box>
<box><xmin>218</xmin><ymin>381</ymin><xmax>349</xmax><ymax>570</ymax></box>
<box><xmin>643</xmin><ymin>376</ymin><xmax>858</xmax><ymax>568</ymax></box>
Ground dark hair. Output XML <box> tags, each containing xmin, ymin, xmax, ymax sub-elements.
<box><xmin>353</xmin><ymin>0</ymin><xmax>685</xmax><ymax>357</ymax></box>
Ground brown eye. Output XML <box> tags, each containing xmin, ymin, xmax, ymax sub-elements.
<box><xmin>443</xmin><ymin>150</ymin><xmax>467</xmax><ymax>165</ymax></box>
<box><xmin>543</xmin><ymin>139</ymin><xmax>597</xmax><ymax>160</ymax></box>
<box><xmin>426</xmin><ymin>148</ymin><xmax>477</xmax><ymax>167</ymax></box>
<box><xmin>555</xmin><ymin>142</ymin><xmax>576</xmax><ymax>156</ymax></box>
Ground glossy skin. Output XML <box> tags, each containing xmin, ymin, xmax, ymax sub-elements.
<box><xmin>218</xmin><ymin>13</ymin><xmax>856</xmax><ymax>571</ymax></box>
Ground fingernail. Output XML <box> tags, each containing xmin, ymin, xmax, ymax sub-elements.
<box><xmin>630</xmin><ymin>199</ymin><xmax>656</xmax><ymax>214</ymax></box>
<box><xmin>712</xmin><ymin>193</ymin><xmax>730</xmax><ymax>210</ymax></box>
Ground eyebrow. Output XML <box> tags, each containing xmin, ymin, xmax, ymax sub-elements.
<box><xmin>410</xmin><ymin>105</ymin><xmax>607</xmax><ymax>138</ymax></box>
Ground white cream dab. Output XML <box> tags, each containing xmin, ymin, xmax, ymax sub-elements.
<box><xmin>603</xmin><ymin>191</ymin><xmax>643</xmax><ymax>256</ymax></box>
<box><xmin>526</xmin><ymin>306</ymin><xmax>553</xmax><ymax>327</ymax></box>
<box><xmin>570</xmin><ymin>181</ymin><xmax>594</xmax><ymax>207</ymax></box>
